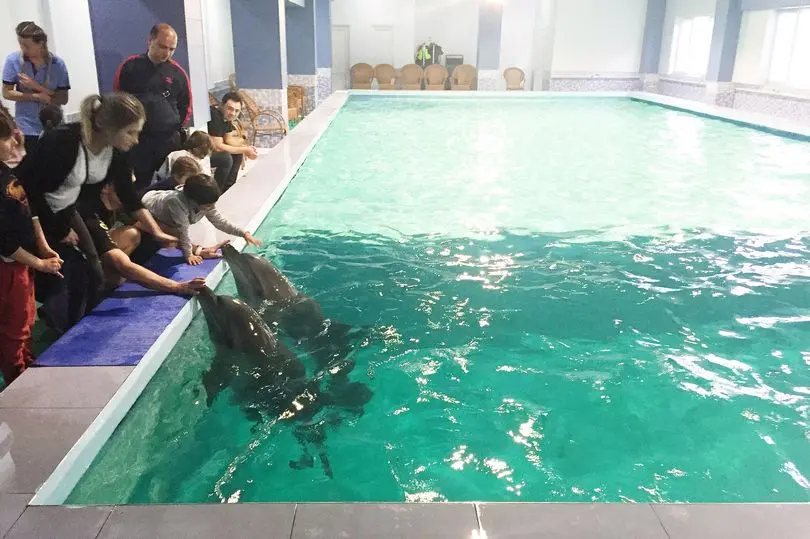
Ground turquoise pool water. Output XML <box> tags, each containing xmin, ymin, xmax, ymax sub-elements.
<box><xmin>69</xmin><ymin>97</ymin><xmax>810</xmax><ymax>504</ymax></box>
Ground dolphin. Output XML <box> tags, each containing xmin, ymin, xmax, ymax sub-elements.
<box><xmin>221</xmin><ymin>244</ymin><xmax>359</xmax><ymax>373</ymax></box>
<box><xmin>197</xmin><ymin>286</ymin><xmax>373</xmax><ymax>477</ymax></box>
<box><xmin>196</xmin><ymin>286</ymin><xmax>310</xmax><ymax>418</ymax></box>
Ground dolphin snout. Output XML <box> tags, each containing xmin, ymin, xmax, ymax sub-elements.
<box><xmin>222</xmin><ymin>244</ymin><xmax>239</xmax><ymax>259</ymax></box>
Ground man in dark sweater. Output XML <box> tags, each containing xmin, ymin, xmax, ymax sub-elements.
<box><xmin>114</xmin><ymin>23</ymin><xmax>192</xmax><ymax>188</ymax></box>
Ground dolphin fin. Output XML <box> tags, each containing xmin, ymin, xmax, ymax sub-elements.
<box><xmin>202</xmin><ymin>369</ymin><xmax>225</xmax><ymax>407</ymax></box>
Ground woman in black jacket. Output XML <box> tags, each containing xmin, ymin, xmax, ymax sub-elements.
<box><xmin>16</xmin><ymin>92</ymin><xmax>204</xmax><ymax>332</ymax></box>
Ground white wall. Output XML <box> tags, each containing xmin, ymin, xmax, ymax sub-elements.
<box><xmin>413</xmin><ymin>0</ymin><xmax>479</xmax><ymax>67</ymax></box>
<box><xmin>46</xmin><ymin>0</ymin><xmax>99</xmax><ymax>117</ymax></box>
<box><xmin>331</xmin><ymin>0</ymin><xmax>415</xmax><ymax>67</ymax></box>
<box><xmin>499</xmin><ymin>0</ymin><xmax>536</xmax><ymax>85</ymax></box>
<box><xmin>659</xmin><ymin>0</ymin><xmax>718</xmax><ymax>76</ymax></box>
<box><xmin>202</xmin><ymin>0</ymin><xmax>235</xmax><ymax>86</ymax></box>
<box><xmin>732</xmin><ymin>9</ymin><xmax>772</xmax><ymax>85</ymax></box>
<box><xmin>551</xmin><ymin>0</ymin><xmax>647</xmax><ymax>75</ymax></box>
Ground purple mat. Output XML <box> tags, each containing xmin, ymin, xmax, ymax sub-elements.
<box><xmin>35</xmin><ymin>250</ymin><xmax>221</xmax><ymax>367</ymax></box>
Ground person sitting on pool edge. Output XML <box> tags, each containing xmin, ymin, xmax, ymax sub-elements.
<box><xmin>141</xmin><ymin>173</ymin><xmax>261</xmax><ymax>266</ymax></box>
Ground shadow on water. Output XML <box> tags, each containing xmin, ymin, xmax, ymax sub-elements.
<box><xmin>68</xmin><ymin>228</ymin><xmax>810</xmax><ymax>504</ymax></box>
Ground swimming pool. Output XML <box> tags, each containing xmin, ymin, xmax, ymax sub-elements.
<box><xmin>67</xmin><ymin>95</ymin><xmax>810</xmax><ymax>504</ymax></box>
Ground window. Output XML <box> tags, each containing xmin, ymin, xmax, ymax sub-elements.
<box><xmin>767</xmin><ymin>9</ymin><xmax>810</xmax><ymax>88</ymax></box>
<box><xmin>668</xmin><ymin>16</ymin><xmax>714</xmax><ymax>77</ymax></box>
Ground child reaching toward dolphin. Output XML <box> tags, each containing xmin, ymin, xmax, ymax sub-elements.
<box><xmin>141</xmin><ymin>173</ymin><xmax>261</xmax><ymax>265</ymax></box>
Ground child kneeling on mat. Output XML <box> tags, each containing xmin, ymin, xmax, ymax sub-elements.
<box><xmin>141</xmin><ymin>174</ymin><xmax>261</xmax><ymax>266</ymax></box>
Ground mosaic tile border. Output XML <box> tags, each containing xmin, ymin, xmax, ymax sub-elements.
<box><xmin>549</xmin><ymin>77</ymin><xmax>642</xmax><ymax>92</ymax></box>
<box><xmin>316</xmin><ymin>67</ymin><xmax>332</xmax><ymax>106</ymax></box>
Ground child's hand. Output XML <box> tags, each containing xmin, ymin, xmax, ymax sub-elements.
<box><xmin>35</xmin><ymin>257</ymin><xmax>63</xmax><ymax>278</ymax></box>
<box><xmin>244</xmin><ymin>233</ymin><xmax>262</xmax><ymax>247</ymax></box>
<box><xmin>186</xmin><ymin>255</ymin><xmax>203</xmax><ymax>266</ymax></box>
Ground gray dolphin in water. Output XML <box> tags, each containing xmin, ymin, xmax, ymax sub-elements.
<box><xmin>221</xmin><ymin>244</ymin><xmax>360</xmax><ymax>373</ymax></box>
<box><xmin>197</xmin><ymin>286</ymin><xmax>372</xmax><ymax>477</ymax></box>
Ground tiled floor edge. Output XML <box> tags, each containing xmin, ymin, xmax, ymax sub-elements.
<box><xmin>629</xmin><ymin>91</ymin><xmax>810</xmax><ymax>139</ymax></box>
<box><xmin>8</xmin><ymin>502</ymin><xmax>810</xmax><ymax>539</ymax></box>
<box><xmin>28</xmin><ymin>93</ymin><xmax>351</xmax><ymax>506</ymax></box>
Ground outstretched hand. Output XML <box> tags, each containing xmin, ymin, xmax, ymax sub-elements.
<box><xmin>200</xmin><ymin>240</ymin><xmax>230</xmax><ymax>259</ymax></box>
<box><xmin>244</xmin><ymin>233</ymin><xmax>262</xmax><ymax>247</ymax></box>
<box><xmin>176</xmin><ymin>277</ymin><xmax>207</xmax><ymax>296</ymax></box>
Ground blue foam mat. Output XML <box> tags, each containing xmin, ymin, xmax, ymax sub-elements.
<box><xmin>35</xmin><ymin>250</ymin><xmax>221</xmax><ymax>367</ymax></box>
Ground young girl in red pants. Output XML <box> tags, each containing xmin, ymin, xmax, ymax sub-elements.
<box><xmin>0</xmin><ymin>104</ymin><xmax>62</xmax><ymax>384</ymax></box>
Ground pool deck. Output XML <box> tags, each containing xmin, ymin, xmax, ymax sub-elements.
<box><xmin>1</xmin><ymin>90</ymin><xmax>810</xmax><ymax>537</ymax></box>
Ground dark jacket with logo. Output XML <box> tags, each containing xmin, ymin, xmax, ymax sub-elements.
<box><xmin>113</xmin><ymin>53</ymin><xmax>192</xmax><ymax>135</ymax></box>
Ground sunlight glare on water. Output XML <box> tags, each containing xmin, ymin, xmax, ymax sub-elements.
<box><xmin>69</xmin><ymin>97</ymin><xmax>810</xmax><ymax>504</ymax></box>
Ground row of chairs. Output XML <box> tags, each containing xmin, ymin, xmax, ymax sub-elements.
<box><xmin>351</xmin><ymin>64</ymin><xmax>527</xmax><ymax>91</ymax></box>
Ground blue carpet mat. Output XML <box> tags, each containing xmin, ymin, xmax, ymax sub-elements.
<box><xmin>35</xmin><ymin>250</ymin><xmax>221</xmax><ymax>367</ymax></box>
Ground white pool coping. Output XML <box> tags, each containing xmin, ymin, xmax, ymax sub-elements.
<box><xmin>27</xmin><ymin>90</ymin><xmax>810</xmax><ymax>507</ymax></box>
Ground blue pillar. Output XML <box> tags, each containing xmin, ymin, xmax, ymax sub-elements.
<box><xmin>706</xmin><ymin>0</ymin><xmax>743</xmax><ymax>82</ymax></box>
<box><xmin>286</xmin><ymin>2</ymin><xmax>316</xmax><ymax>75</ymax></box>
<box><xmin>639</xmin><ymin>0</ymin><xmax>666</xmax><ymax>74</ymax></box>
<box><xmin>87</xmin><ymin>0</ymin><xmax>190</xmax><ymax>93</ymax></box>
<box><xmin>230</xmin><ymin>0</ymin><xmax>287</xmax><ymax>144</ymax></box>
<box><xmin>285</xmin><ymin>1</ymin><xmax>316</xmax><ymax>113</ymax></box>
<box><xmin>314</xmin><ymin>0</ymin><xmax>332</xmax><ymax>103</ymax></box>
<box><xmin>477</xmin><ymin>3</ymin><xmax>503</xmax><ymax>90</ymax></box>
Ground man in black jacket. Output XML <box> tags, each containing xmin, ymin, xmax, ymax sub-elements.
<box><xmin>114</xmin><ymin>23</ymin><xmax>192</xmax><ymax>188</ymax></box>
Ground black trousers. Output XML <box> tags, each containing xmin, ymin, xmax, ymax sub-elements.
<box><xmin>210</xmin><ymin>152</ymin><xmax>243</xmax><ymax>193</ymax></box>
<box><xmin>131</xmin><ymin>131</ymin><xmax>182</xmax><ymax>189</ymax></box>
<box><xmin>35</xmin><ymin>243</ymin><xmax>98</xmax><ymax>336</ymax></box>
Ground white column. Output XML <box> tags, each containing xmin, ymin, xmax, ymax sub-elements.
<box><xmin>185</xmin><ymin>0</ymin><xmax>212</xmax><ymax>128</ymax></box>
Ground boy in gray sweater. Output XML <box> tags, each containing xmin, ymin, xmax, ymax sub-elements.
<box><xmin>141</xmin><ymin>174</ymin><xmax>261</xmax><ymax>265</ymax></box>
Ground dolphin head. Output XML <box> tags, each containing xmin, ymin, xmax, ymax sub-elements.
<box><xmin>198</xmin><ymin>286</ymin><xmax>229</xmax><ymax>345</ymax></box>
<box><xmin>222</xmin><ymin>244</ymin><xmax>262</xmax><ymax>303</ymax></box>
<box><xmin>198</xmin><ymin>286</ymin><xmax>259</xmax><ymax>349</ymax></box>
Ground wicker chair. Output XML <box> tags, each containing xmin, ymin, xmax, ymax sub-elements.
<box><xmin>400</xmin><ymin>64</ymin><xmax>423</xmax><ymax>90</ymax></box>
<box><xmin>226</xmin><ymin>73</ymin><xmax>287</xmax><ymax>144</ymax></box>
<box><xmin>504</xmin><ymin>67</ymin><xmax>526</xmax><ymax>91</ymax></box>
<box><xmin>451</xmin><ymin>64</ymin><xmax>477</xmax><ymax>90</ymax></box>
<box><xmin>374</xmin><ymin>64</ymin><xmax>396</xmax><ymax>90</ymax></box>
<box><xmin>424</xmin><ymin>64</ymin><xmax>448</xmax><ymax>91</ymax></box>
<box><xmin>237</xmin><ymin>90</ymin><xmax>287</xmax><ymax>146</ymax></box>
<box><xmin>287</xmin><ymin>86</ymin><xmax>303</xmax><ymax>122</ymax></box>
<box><xmin>351</xmin><ymin>63</ymin><xmax>374</xmax><ymax>89</ymax></box>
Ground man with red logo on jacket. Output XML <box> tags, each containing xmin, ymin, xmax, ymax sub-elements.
<box><xmin>114</xmin><ymin>23</ymin><xmax>191</xmax><ymax>189</ymax></box>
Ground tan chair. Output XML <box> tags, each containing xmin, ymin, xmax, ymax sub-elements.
<box><xmin>374</xmin><ymin>64</ymin><xmax>396</xmax><ymax>90</ymax></box>
<box><xmin>451</xmin><ymin>64</ymin><xmax>477</xmax><ymax>90</ymax></box>
<box><xmin>400</xmin><ymin>64</ymin><xmax>423</xmax><ymax>90</ymax></box>
<box><xmin>237</xmin><ymin>90</ymin><xmax>287</xmax><ymax>146</ymax></box>
<box><xmin>504</xmin><ymin>67</ymin><xmax>526</xmax><ymax>91</ymax></box>
<box><xmin>288</xmin><ymin>85</ymin><xmax>307</xmax><ymax>115</ymax></box>
<box><xmin>351</xmin><ymin>63</ymin><xmax>374</xmax><ymax>89</ymax></box>
<box><xmin>425</xmin><ymin>64</ymin><xmax>448</xmax><ymax>91</ymax></box>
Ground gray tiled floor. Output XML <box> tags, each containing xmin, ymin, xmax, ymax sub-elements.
<box><xmin>0</xmin><ymin>408</ymin><xmax>100</xmax><ymax>494</ymax></box>
<box><xmin>0</xmin><ymin>494</ymin><xmax>29</xmax><ymax>537</ymax></box>
<box><xmin>97</xmin><ymin>504</ymin><xmax>296</xmax><ymax>539</ymax></box>
<box><xmin>5</xmin><ymin>505</ymin><xmax>112</xmax><ymax>539</ymax></box>
<box><xmin>478</xmin><ymin>503</ymin><xmax>669</xmax><ymax>539</ymax></box>
<box><xmin>653</xmin><ymin>503</ymin><xmax>810</xmax><ymax>539</ymax></box>
<box><xmin>291</xmin><ymin>503</ymin><xmax>479</xmax><ymax>539</ymax></box>
<box><xmin>0</xmin><ymin>368</ymin><xmax>133</xmax><ymax>409</ymax></box>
